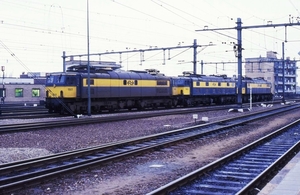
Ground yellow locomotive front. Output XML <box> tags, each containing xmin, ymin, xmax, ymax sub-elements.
<box><xmin>45</xmin><ymin>73</ymin><xmax>80</xmax><ymax>113</ymax></box>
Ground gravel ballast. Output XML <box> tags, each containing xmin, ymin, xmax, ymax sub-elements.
<box><xmin>1</xmin><ymin>104</ymin><xmax>299</xmax><ymax>194</ymax></box>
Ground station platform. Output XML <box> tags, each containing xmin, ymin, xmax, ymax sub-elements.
<box><xmin>258</xmin><ymin>151</ymin><xmax>300</xmax><ymax>195</ymax></box>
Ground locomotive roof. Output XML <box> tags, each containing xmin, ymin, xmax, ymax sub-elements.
<box><xmin>47</xmin><ymin>68</ymin><xmax>269</xmax><ymax>84</ymax></box>
<box><xmin>239</xmin><ymin>77</ymin><xmax>267</xmax><ymax>82</ymax></box>
<box><xmin>178</xmin><ymin>74</ymin><xmax>235</xmax><ymax>82</ymax></box>
<box><xmin>66</xmin><ymin>64</ymin><xmax>121</xmax><ymax>73</ymax></box>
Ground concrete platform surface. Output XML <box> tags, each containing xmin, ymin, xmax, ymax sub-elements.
<box><xmin>258</xmin><ymin>152</ymin><xmax>300</xmax><ymax>195</ymax></box>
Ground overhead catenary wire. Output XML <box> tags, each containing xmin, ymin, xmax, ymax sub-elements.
<box><xmin>1</xmin><ymin>0</ymin><xmax>300</xmax><ymax>77</ymax></box>
<box><xmin>0</xmin><ymin>39</ymin><xmax>77</xmax><ymax>115</ymax></box>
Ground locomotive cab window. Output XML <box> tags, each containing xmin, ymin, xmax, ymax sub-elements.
<box><xmin>53</xmin><ymin>75</ymin><xmax>65</xmax><ymax>84</ymax></box>
<box><xmin>218</xmin><ymin>82</ymin><xmax>221</xmax><ymax>86</ymax></box>
<box><xmin>57</xmin><ymin>75</ymin><xmax>64</xmax><ymax>83</ymax></box>
<box><xmin>196</xmin><ymin>81</ymin><xmax>200</xmax><ymax>86</ymax></box>
<box><xmin>46</xmin><ymin>76</ymin><xmax>54</xmax><ymax>84</ymax></box>
<box><xmin>206</xmin><ymin>82</ymin><xmax>209</xmax><ymax>86</ymax></box>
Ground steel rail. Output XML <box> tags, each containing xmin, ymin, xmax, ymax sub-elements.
<box><xmin>0</xmin><ymin>112</ymin><xmax>60</xmax><ymax>120</ymax></box>
<box><xmin>237</xmin><ymin>141</ymin><xmax>300</xmax><ymax>194</ymax></box>
<box><xmin>0</xmin><ymin>105</ymin><xmax>240</xmax><ymax>133</ymax></box>
<box><xmin>147</xmin><ymin>119</ymin><xmax>300</xmax><ymax>195</ymax></box>
<box><xmin>0</xmin><ymin>104</ymin><xmax>299</xmax><ymax>193</ymax></box>
<box><xmin>0</xmin><ymin>99</ymin><xmax>287</xmax><ymax>120</ymax></box>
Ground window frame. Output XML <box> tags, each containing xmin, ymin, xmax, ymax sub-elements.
<box><xmin>15</xmin><ymin>88</ymin><xmax>24</xmax><ymax>97</ymax></box>
<box><xmin>32</xmin><ymin>88</ymin><xmax>41</xmax><ymax>97</ymax></box>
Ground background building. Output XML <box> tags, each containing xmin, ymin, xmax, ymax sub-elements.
<box><xmin>245</xmin><ymin>51</ymin><xmax>298</xmax><ymax>97</ymax></box>
<box><xmin>0</xmin><ymin>72</ymin><xmax>46</xmax><ymax>103</ymax></box>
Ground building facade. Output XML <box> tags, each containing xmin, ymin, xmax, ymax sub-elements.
<box><xmin>0</xmin><ymin>73</ymin><xmax>46</xmax><ymax>103</ymax></box>
<box><xmin>245</xmin><ymin>51</ymin><xmax>298</xmax><ymax>96</ymax></box>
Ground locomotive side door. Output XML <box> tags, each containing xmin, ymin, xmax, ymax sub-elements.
<box><xmin>76</xmin><ymin>74</ymin><xmax>81</xmax><ymax>98</ymax></box>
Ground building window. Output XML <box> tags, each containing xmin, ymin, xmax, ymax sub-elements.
<box><xmin>15</xmin><ymin>88</ymin><xmax>23</xmax><ymax>97</ymax></box>
<box><xmin>32</xmin><ymin>88</ymin><xmax>40</xmax><ymax>97</ymax></box>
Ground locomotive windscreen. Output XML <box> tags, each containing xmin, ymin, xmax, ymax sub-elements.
<box><xmin>46</xmin><ymin>75</ymin><xmax>66</xmax><ymax>84</ymax></box>
<box><xmin>46</xmin><ymin>75</ymin><xmax>78</xmax><ymax>86</ymax></box>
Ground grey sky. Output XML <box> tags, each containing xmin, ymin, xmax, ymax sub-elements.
<box><xmin>0</xmin><ymin>0</ymin><xmax>299</xmax><ymax>77</ymax></box>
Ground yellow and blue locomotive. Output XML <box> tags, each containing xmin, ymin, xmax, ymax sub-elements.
<box><xmin>183</xmin><ymin>72</ymin><xmax>237</xmax><ymax>105</ymax></box>
<box><xmin>46</xmin><ymin>66</ymin><xmax>180</xmax><ymax>114</ymax></box>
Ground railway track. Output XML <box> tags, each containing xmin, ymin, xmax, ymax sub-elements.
<box><xmin>0</xmin><ymin>101</ymin><xmax>290</xmax><ymax>133</ymax></box>
<box><xmin>0</xmin><ymin>100</ymin><xmax>287</xmax><ymax>120</ymax></box>
<box><xmin>0</xmin><ymin>103</ymin><xmax>45</xmax><ymax>112</ymax></box>
<box><xmin>0</xmin><ymin>112</ymin><xmax>61</xmax><ymax>120</ymax></box>
<box><xmin>147</xmin><ymin>120</ymin><xmax>300</xmax><ymax>195</ymax></box>
<box><xmin>0</xmin><ymin>104</ymin><xmax>241</xmax><ymax>134</ymax></box>
<box><xmin>0</xmin><ymin>103</ymin><xmax>52</xmax><ymax>119</ymax></box>
<box><xmin>0</xmin><ymin>103</ymin><xmax>299</xmax><ymax>194</ymax></box>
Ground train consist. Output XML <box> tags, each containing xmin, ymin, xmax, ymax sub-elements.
<box><xmin>45</xmin><ymin>64</ymin><xmax>273</xmax><ymax>114</ymax></box>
